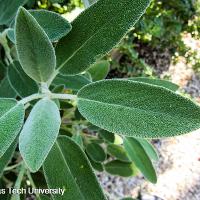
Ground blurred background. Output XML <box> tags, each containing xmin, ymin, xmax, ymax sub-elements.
<box><xmin>2</xmin><ymin>0</ymin><xmax>200</xmax><ymax>199</ymax></box>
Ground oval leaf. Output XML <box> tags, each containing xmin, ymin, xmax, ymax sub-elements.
<box><xmin>0</xmin><ymin>0</ymin><xmax>26</xmax><ymax>25</ymax></box>
<box><xmin>8</xmin><ymin>10</ymin><xmax>72</xmax><ymax>43</ymax></box>
<box><xmin>15</xmin><ymin>7</ymin><xmax>56</xmax><ymax>83</ymax></box>
<box><xmin>8</xmin><ymin>61</ymin><xmax>38</xmax><ymax>97</ymax></box>
<box><xmin>86</xmin><ymin>143</ymin><xmax>106</xmax><ymax>163</ymax></box>
<box><xmin>137</xmin><ymin>139</ymin><xmax>159</xmax><ymax>161</ymax></box>
<box><xmin>77</xmin><ymin>79</ymin><xmax>200</xmax><ymax>138</ymax></box>
<box><xmin>104</xmin><ymin>160</ymin><xmax>137</xmax><ymax>177</ymax></box>
<box><xmin>19</xmin><ymin>99</ymin><xmax>61</xmax><ymax>172</ymax></box>
<box><xmin>0</xmin><ymin>99</ymin><xmax>24</xmax><ymax>157</ymax></box>
<box><xmin>87</xmin><ymin>60</ymin><xmax>110</xmax><ymax>81</ymax></box>
<box><xmin>43</xmin><ymin>136</ymin><xmax>107</xmax><ymax>200</ymax></box>
<box><xmin>107</xmin><ymin>144</ymin><xmax>130</xmax><ymax>162</ymax></box>
<box><xmin>56</xmin><ymin>0</ymin><xmax>150</xmax><ymax>75</ymax></box>
<box><xmin>129</xmin><ymin>77</ymin><xmax>179</xmax><ymax>91</ymax></box>
<box><xmin>124</xmin><ymin>137</ymin><xmax>157</xmax><ymax>183</ymax></box>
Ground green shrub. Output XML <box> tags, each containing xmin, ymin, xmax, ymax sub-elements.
<box><xmin>0</xmin><ymin>0</ymin><xmax>200</xmax><ymax>199</ymax></box>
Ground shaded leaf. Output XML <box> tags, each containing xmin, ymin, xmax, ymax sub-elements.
<box><xmin>0</xmin><ymin>76</ymin><xmax>16</xmax><ymax>98</ymax></box>
<box><xmin>19</xmin><ymin>99</ymin><xmax>61</xmax><ymax>172</ymax></box>
<box><xmin>15</xmin><ymin>7</ymin><xmax>56</xmax><ymax>83</ymax></box>
<box><xmin>104</xmin><ymin>160</ymin><xmax>137</xmax><ymax>177</ymax></box>
<box><xmin>72</xmin><ymin>133</ymin><xmax>84</xmax><ymax>148</ymax></box>
<box><xmin>43</xmin><ymin>136</ymin><xmax>107</xmax><ymax>200</ymax></box>
<box><xmin>53</xmin><ymin>74</ymin><xmax>91</xmax><ymax>92</ymax></box>
<box><xmin>0</xmin><ymin>139</ymin><xmax>17</xmax><ymax>177</ymax></box>
<box><xmin>124</xmin><ymin>137</ymin><xmax>157</xmax><ymax>183</ymax></box>
<box><xmin>107</xmin><ymin>144</ymin><xmax>130</xmax><ymax>162</ymax></box>
<box><xmin>56</xmin><ymin>0</ymin><xmax>150</xmax><ymax>75</ymax></box>
<box><xmin>8</xmin><ymin>61</ymin><xmax>38</xmax><ymax>97</ymax></box>
<box><xmin>86</xmin><ymin>143</ymin><xmax>106</xmax><ymax>162</ymax></box>
<box><xmin>77</xmin><ymin>79</ymin><xmax>200</xmax><ymax>138</ymax></box>
<box><xmin>0</xmin><ymin>0</ymin><xmax>27</xmax><ymax>25</ymax></box>
<box><xmin>0</xmin><ymin>99</ymin><xmax>24</xmax><ymax>157</ymax></box>
<box><xmin>87</xmin><ymin>60</ymin><xmax>110</xmax><ymax>81</ymax></box>
<box><xmin>88</xmin><ymin>157</ymin><xmax>104</xmax><ymax>172</ymax></box>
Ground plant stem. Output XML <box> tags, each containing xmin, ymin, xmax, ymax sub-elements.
<box><xmin>19</xmin><ymin>92</ymin><xmax>77</xmax><ymax>105</ymax></box>
<box><xmin>4</xmin><ymin>161</ymin><xmax>23</xmax><ymax>171</ymax></box>
<box><xmin>11</xmin><ymin>163</ymin><xmax>26</xmax><ymax>200</ymax></box>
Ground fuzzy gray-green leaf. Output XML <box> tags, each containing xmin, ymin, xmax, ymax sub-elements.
<box><xmin>19</xmin><ymin>99</ymin><xmax>61</xmax><ymax>172</ymax></box>
<box><xmin>9</xmin><ymin>10</ymin><xmax>72</xmax><ymax>43</ymax></box>
<box><xmin>129</xmin><ymin>77</ymin><xmax>179</xmax><ymax>91</ymax></box>
<box><xmin>124</xmin><ymin>137</ymin><xmax>157</xmax><ymax>183</ymax></box>
<box><xmin>77</xmin><ymin>79</ymin><xmax>200</xmax><ymax>138</ymax></box>
<box><xmin>15</xmin><ymin>7</ymin><xmax>56</xmax><ymax>83</ymax></box>
<box><xmin>43</xmin><ymin>136</ymin><xmax>107</xmax><ymax>200</ymax></box>
<box><xmin>8</xmin><ymin>61</ymin><xmax>38</xmax><ymax>97</ymax></box>
<box><xmin>56</xmin><ymin>0</ymin><xmax>150</xmax><ymax>75</ymax></box>
<box><xmin>0</xmin><ymin>99</ymin><xmax>24</xmax><ymax>157</ymax></box>
<box><xmin>0</xmin><ymin>0</ymin><xmax>27</xmax><ymax>25</ymax></box>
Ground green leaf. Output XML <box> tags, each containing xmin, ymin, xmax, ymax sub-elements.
<box><xmin>104</xmin><ymin>160</ymin><xmax>137</xmax><ymax>177</ymax></box>
<box><xmin>88</xmin><ymin>157</ymin><xmax>104</xmax><ymax>172</ymax></box>
<box><xmin>0</xmin><ymin>99</ymin><xmax>24</xmax><ymax>157</ymax></box>
<box><xmin>0</xmin><ymin>0</ymin><xmax>27</xmax><ymax>25</ymax></box>
<box><xmin>107</xmin><ymin>144</ymin><xmax>130</xmax><ymax>162</ymax></box>
<box><xmin>87</xmin><ymin>60</ymin><xmax>110</xmax><ymax>81</ymax></box>
<box><xmin>15</xmin><ymin>7</ymin><xmax>56</xmax><ymax>83</ymax></box>
<box><xmin>0</xmin><ymin>76</ymin><xmax>16</xmax><ymax>98</ymax></box>
<box><xmin>72</xmin><ymin>133</ymin><xmax>84</xmax><ymax>148</ymax></box>
<box><xmin>43</xmin><ymin>136</ymin><xmax>107</xmax><ymax>200</ymax></box>
<box><xmin>0</xmin><ymin>139</ymin><xmax>17</xmax><ymax>177</ymax></box>
<box><xmin>99</xmin><ymin>130</ymin><xmax>123</xmax><ymax>144</ymax></box>
<box><xmin>56</xmin><ymin>0</ymin><xmax>150</xmax><ymax>75</ymax></box>
<box><xmin>137</xmin><ymin>139</ymin><xmax>159</xmax><ymax>161</ymax></box>
<box><xmin>0</xmin><ymin>61</ymin><xmax>6</xmax><ymax>81</ymax></box>
<box><xmin>8</xmin><ymin>61</ymin><xmax>38</xmax><ymax>97</ymax></box>
<box><xmin>53</xmin><ymin>74</ymin><xmax>91</xmax><ymax>92</ymax></box>
<box><xmin>121</xmin><ymin>198</ymin><xmax>136</xmax><ymax>200</ymax></box>
<box><xmin>129</xmin><ymin>77</ymin><xmax>179</xmax><ymax>91</ymax></box>
<box><xmin>124</xmin><ymin>137</ymin><xmax>157</xmax><ymax>183</ymax></box>
<box><xmin>9</xmin><ymin>10</ymin><xmax>72</xmax><ymax>43</ymax></box>
<box><xmin>86</xmin><ymin>143</ymin><xmax>106</xmax><ymax>162</ymax></box>
<box><xmin>19</xmin><ymin>99</ymin><xmax>61</xmax><ymax>172</ymax></box>
<box><xmin>77</xmin><ymin>79</ymin><xmax>200</xmax><ymax>138</ymax></box>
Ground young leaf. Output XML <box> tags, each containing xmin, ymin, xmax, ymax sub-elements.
<box><xmin>0</xmin><ymin>0</ymin><xmax>27</xmax><ymax>25</ymax></box>
<box><xmin>99</xmin><ymin>130</ymin><xmax>123</xmax><ymax>144</ymax></box>
<box><xmin>9</xmin><ymin>10</ymin><xmax>72</xmax><ymax>43</ymax></box>
<box><xmin>107</xmin><ymin>144</ymin><xmax>130</xmax><ymax>162</ymax></box>
<box><xmin>0</xmin><ymin>139</ymin><xmax>17</xmax><ymax>177</ymax></box>
<box><xmin>77</xmin><ymin>79</ymin><xmax>200</xmax><ymax>138</ymax></box>
<box><xmin>15</xmin><ymin>7</ymin><xmax>56</xmax><ymax>83</ymax></box>
<box><xmin>56</xmin><ymin>0</ymin><xmax>150</xmax><ymax>75</ymax></box>
<box><xmin>86</xmin><ymin>143</ymin><xmax>106</xmax><ymax>162</ymax></box>
<box><xmin>88</xmin><ymin>157</ymin><xmax>104</xmax><ymax>172</ymax></box>
<box><xmin>43</xmin><ymin>136</ymin><xmax>107</xmax><ymax>200</ymax></box>
<box><xmin>137</xmin><ymin>139</ymin><xmax>159</xmax><ymax>161</ymax></box>
<box><xmin>8</xmin><ymin>61</ymin><xmax>38</xmax><ymax>97</ymax></box>
<box><xmin>124</xmin><ymin>137</ymin><xmax>157</xmax><ymax>183</ymax></box>
<box><xmin>19</xmin><ymin>99</ymin><xmax>61</xmax><ymax>172</ymax></box>
<box><xmin>53</xmin><ymin>74</ymin><xmax>91</xmax><ymax>92</ymax></box>
<box><xmin>0</xmin><ymin>99</ymin><xmax>24</xmax><ymax>157</ymax></box>
<box><xmin>104</xmin><ymin>160</ymin><xmax>137</xmax><ymax>177</ymax></box>
<box><xmin>0</xmin><ymin>77</ymin><xmax>16</xmax><ymax>98</ymax></box>
<box><xmin>128</xmin><ymin>77</ymin><xmax>179</xmax><ymax>91</ymax></box>
<box><xmin>87</xmin><ymin>60</ymin><xmax>110</xmax><ymax>81</ymax></box>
